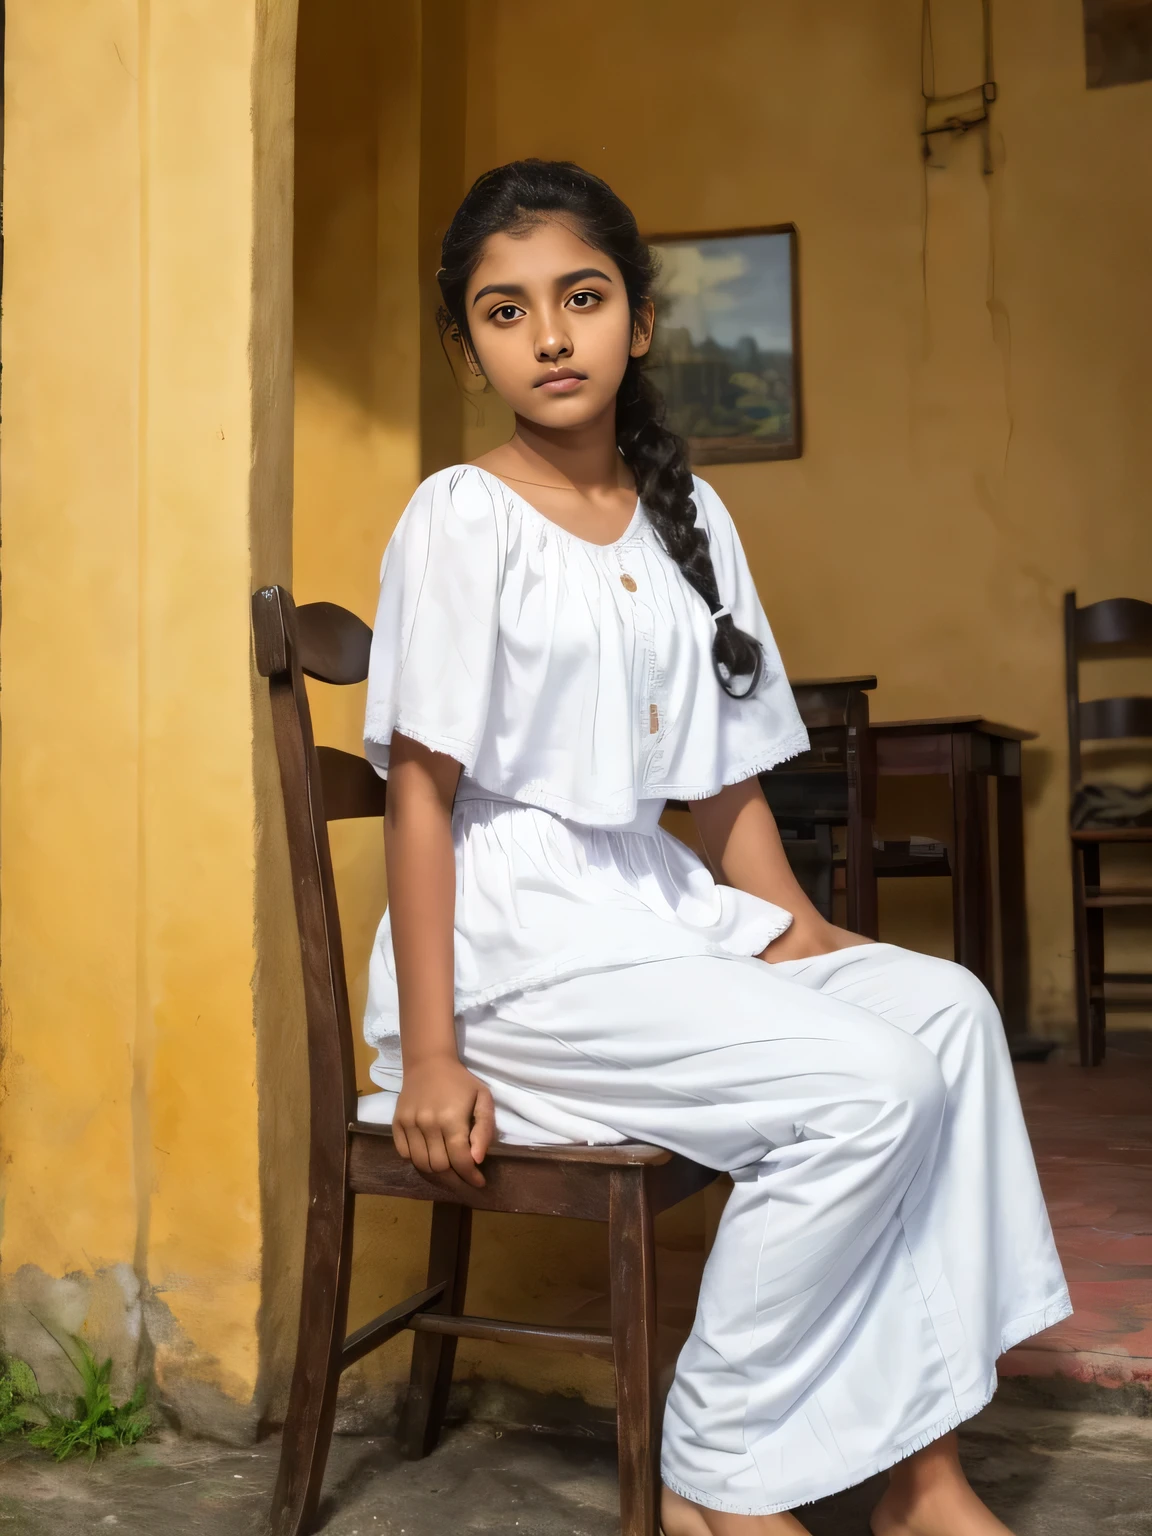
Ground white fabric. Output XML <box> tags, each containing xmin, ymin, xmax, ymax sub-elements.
<box><xmin>368</xmin><ymin>945</ymin><xmax>1071</xmax><ymax>1515</ymax></box>
<box><xmin>363</xmin><ymin>466</ymin><xmax>805</xmax><ymax>1043</ymax></box>
<box><xmin>363</xmin><ymin>465</ymin><xmax>809</xmax><ymax>819</ymax></box>
<box><xmin>360</xmin><ymin>466</ymin><xmax>1069</xmax><ymax>1513</ymax></box>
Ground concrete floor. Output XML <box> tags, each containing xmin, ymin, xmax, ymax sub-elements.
<box><xmin>2</xmin><ymin>1402</ymin><xmax>1151</xmax><ymax>1536</ymax></box>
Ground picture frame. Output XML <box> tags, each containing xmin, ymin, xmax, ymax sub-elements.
<box><xmin>645</xmin><ymin>224</ymin><xmax>802</xmax><ymax>465</ymax></box>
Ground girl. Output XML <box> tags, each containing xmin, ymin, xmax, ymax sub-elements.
<box><xmin>361</xmin><ymin>160</ymin><xmax>1070</xmax><ymax>1536</ymax></box>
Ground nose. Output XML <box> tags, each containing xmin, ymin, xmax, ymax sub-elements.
<box><xmin>534</xmin><ymin>306</ymin><xmax>572</xmax><ymax>363</ymax></box>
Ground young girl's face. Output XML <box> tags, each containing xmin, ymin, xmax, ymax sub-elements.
<box><xmin>462</xmin><ymin>217</ymin><xmax>653</xmax><ymax>430</ymax></box>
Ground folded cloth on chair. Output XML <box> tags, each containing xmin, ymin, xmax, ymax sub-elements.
<box><xmin>1071</xmin><ymin>781</ymin><xmax>1152</xmax><ymax>829</ymax></box>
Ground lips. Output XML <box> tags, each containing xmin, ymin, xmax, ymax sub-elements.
<box><xmin>535</xmin><ymin>368</ymin><xmax>587</xmax><ymax>393</ymax></box>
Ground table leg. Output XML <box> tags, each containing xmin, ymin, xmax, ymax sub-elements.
<box><xmin>996</xmin><ymin>764</ymin><xmax>1030</xmax><ymax>1034</ymax></box>
<box><xmin>950</xmin><ymin>735</ymin><xmax>995</xmax><ymax>995</ymax></box>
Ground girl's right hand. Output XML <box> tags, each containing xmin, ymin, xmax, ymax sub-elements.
<box><xmin>393</xmin><ymin>1056</ymin><xmax>496</xmax><ymax>1189</ymax></box>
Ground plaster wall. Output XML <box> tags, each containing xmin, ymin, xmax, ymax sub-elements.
<box><xmin>464</xmin><ymin>0</ymin><xmax>1152</xmax><ymax>1027</ymax></box>
<box><xmin>0</xmin><ymin>0</ymin><xmax>298</xmax><ymax>1437</ymax></box>
<box><xmin>289</xmin><ymin>0</ymin><xmax>1152</xmax><ymax>1415</ymax></box>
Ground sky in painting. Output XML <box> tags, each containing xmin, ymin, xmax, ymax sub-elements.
<box><xmin>653</xmin><ymin>233</ymin><xmax>793</xmax><ymax>352</ymax></box>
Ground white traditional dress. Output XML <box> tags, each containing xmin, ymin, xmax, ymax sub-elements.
<box><xmin>361</xmin><ymin>464</ymin><xmax>1071</xmax><ymax>1517</ymax></box>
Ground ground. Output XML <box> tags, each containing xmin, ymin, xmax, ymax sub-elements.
<box><xmin>3</xmin><ymin>1045</ymin><xmax>1149</xmax><ymax>1533</ymax></box>
<box><xmin>1</xmin><ymin>1401</ymin><xmax>1151</xmax><ymax>1536</ymax></box>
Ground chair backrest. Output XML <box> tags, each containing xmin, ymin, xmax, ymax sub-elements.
<box><xmin>251</xmin><ymin>585</ymin><xmax>386</xmax><ymax>1152</ymax></box>
<box><xmin>1064</xmin><ymin>592</ymin><xmax>1152</xmax><ymax>791</ymax></box>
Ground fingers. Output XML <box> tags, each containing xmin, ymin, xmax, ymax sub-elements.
<box><xmin>445</xmin><ymin>1124</ymin><xmax>485</xmax><ymax>1188</ymax></box>
<box><xmin>470</xmin><ymin>1087</ymin><xmax>496</xmax><ymax>1166</ymax></box>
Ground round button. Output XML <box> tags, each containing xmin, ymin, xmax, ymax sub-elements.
<box><xmin>620</xmin><ymin>574</ymin><xmax>637</xmax><ymax>592</ymax></box>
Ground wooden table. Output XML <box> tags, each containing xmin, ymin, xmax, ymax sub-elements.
<box><xmin>782</xmin><ymin>676</ymin><xmax>878</xmax><ymax>938</ymax></box>
<box><xmin>871</xmin><ymin>716</ymin><xmax>1037</xmax><ymax>1034</ymax></box>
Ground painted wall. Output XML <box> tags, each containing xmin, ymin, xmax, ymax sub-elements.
<box><xmin>5</xmin><ymin>0</ymin><xmax>1149</xmax><ymax>1444</ymax></box>
<box><xmin>0</xmin><ymin>0</ymin><xmax>298</xmax><ymax>1437</ymax></box>
<box><xmin>288</xmin><ymin>0</ymin><xmax>1152</xmax><ymax>1417</ymax></box>
<box><xmin>462</xmin><ymin>0</ymin><xmax>1152</xmax><ymax>1030</ymax></box>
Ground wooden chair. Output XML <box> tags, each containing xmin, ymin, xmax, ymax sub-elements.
<box><xmin>251</xmin><ymin>585</ymin><xmax>717</xmax><ymax>1536</ymax></box>
<box><xmin>1065</xmin><ymin>592</ymin><xmax>1152</xmax><ymax>1066</ymax></box>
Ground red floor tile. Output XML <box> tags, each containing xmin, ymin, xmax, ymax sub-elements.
<box><xmin>1002</xmin><ymin>1044</ymin><xmax>1152</xmax><ymax>1397</ymax></box>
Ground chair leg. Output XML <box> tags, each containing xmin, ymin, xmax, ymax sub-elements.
<box><xmin>609</xmin><ymin>1168</ymin><xmax>659</xmax><ymax>1536</ymax></box>
<box><xmin>270</xmin><ymin>1188</ymin><xmax>356</xmax><ymax>1536</ymax></box>
<box><xmin>1083</xmin><ymin>844</ymin><xmax>1107</xmax><ymax>1065</ymax></box>
<box><xmin>399</xmin><ymin>1201</ymin><xmax>472</xmax><ymax>1460</ymax></box>
<box><xmin>1072</xmin><ymin>843</ymin><xmax>1093</xmax><ymax>1067</ymax></box>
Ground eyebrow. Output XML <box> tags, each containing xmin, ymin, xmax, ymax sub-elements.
<box><xmin>471</xmin><ymin>268</ymin><xmax>614</xmax><ymax>307</ymax></box>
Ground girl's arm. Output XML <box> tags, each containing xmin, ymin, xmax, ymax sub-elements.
<box><xmin>690</xmin><ymin>777</ymin><xmax>873</xmax><ymax>962</ymax></box>
<box><xmin>384</xmin><ymin>731</ymin><xmax>495</xmax><ymax>1188</ymax></box>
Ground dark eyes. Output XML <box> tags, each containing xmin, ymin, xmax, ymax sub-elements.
<box><xmin>486</xmin><ymin>290</ymin><xmax>603</xmax><ymax>323</ymax></box>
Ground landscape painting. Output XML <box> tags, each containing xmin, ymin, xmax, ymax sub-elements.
<box><xmin>647</xmin><ymin>226</ymin><xmax>801</xmax><ymax>464</ymax></box>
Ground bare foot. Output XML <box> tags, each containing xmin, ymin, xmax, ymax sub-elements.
<box><xmin>662</xmin><ymin>1483</ymin><xmax>812</xmax><ymax>1535</ymax></box>
<box><xmin>871</xmin><ymin>1437</ymin><xmax>1014</xmax><ymax>1536</ymax></box>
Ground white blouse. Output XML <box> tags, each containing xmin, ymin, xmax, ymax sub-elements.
<box><xmin>362</xmin><ymin>465</ymin><xmax>809</xmax><ymax>1064</ymax></box>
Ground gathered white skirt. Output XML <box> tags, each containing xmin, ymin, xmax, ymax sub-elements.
<box><xmin>363</xmin><ymin>798</ymin><xmax>1070</xmax><ymax>1514</ymax></box>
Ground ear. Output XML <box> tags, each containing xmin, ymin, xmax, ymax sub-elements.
<box><xmin>438</xmin><ymin>309</ymin><xmax>490</xmax><ymax>396</ymax></box>
<box><xmin>630</xmin><ymin>299</ymin><xmax>656</xmax><ymax>359</ymax></box>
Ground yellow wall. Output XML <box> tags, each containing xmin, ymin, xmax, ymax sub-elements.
<box><xmin>5</xmin><ymin>0</ymin><xmax>1150</xmax><ymax>1442</ymax></box>
<box><xmin>463</xmin><ymin>0</ymin><xmax>1152</xmax><ymax>1030</ymax></box>
<box><xmin>288</xmin><ymin>0</ymin><xmax>1152</xmax><ymax>1417</ymax></box>
<box><xmin>0</xmin><ymin>0</ymin><xmax>298</xmax><ymax>1435</ymax></box>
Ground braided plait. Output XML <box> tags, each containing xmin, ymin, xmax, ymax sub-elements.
<box><xmin>615</xmin><ymin>358</ymin><xmax>764</xmax><ymax>696</ymax></box>
<box><xmin>438</xmin><ymin>159</ymin><xmax>765</xmax><ymax>698</ymax></box>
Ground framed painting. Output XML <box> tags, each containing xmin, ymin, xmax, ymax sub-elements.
<box><xmin>646</xmin><ymin>224</ymin><xmax>802</xmax><ymax>465</ymax></box>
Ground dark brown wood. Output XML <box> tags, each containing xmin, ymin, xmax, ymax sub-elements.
<box><xmin>351</xmin><ymin>1123</ymin><xmax>679</xmax><ymax>1165</ymax></box>
<box><xmin>1065</xmin><ymin>592</ymin><xmax>1083</xmax><ymax>795</ymax></box>
<box><xmin>316</xmin><ymin>746</ymin><xmax>388</xmax><ymax>821</ymax></box>
<box><xmin>296</xmin><ymin>600</ymin><xmax>374</xmax><ymax>684</ymax></box>
<box><xmin>253</xmin><ymin>584</ymin><xmax>718</xmax><ymax>1536</ymax></box>
<box><xmin>1080</xmin><ymin>695</ymin><xmax>1152</xmax><ymax>740</ymax></box>
<box><xmin>609</xmin><ymin>1169</ymin><xmax>659</xmax><ymax>1536</ymax></box>
<box><xmin>1072</xmin><ymin>843</ymin><xmax>1095</xmax><ymax>1067</ymax></box>
<box><xmin>1072</xmin><ymin>826</ymin><xmax>1152</xmax><ymax>843</ymax></box>
<box><xmin>1064</xmin><ymin>589</ymin><xmax>1152</xmax><ymax>1063</ymax></box>
<box><xmin>951</xmin><ymin>733</ymin><xmax>995</xmax><ymax>990</ymax></box>
<box><xmin>873</xmin><ymin>715</ymin><xmax>1032</xmax><ymax>1035</ymax></box>
<box><xmin>400</xmin><ymin>1204</ymin><xmax>472</xmax><ymax>1460</ymax></box>
<box><xmin>845</xmin><ymin>686</ymin><xmax>878</xmax><ymax>938</ymax></box>
<box><xmin>269</xmin><ymin>1188</ymin><xmax>355</xmax><ymax>1536</ymax></box>
<box><xmin>997</xmin><ymin>771</ymin><xmax>1030</xmax><ymax>1034</ymax></box>
<box><xmin>762</xmin><ymin>677</ymin><xmax>879</xmax><ymax>938</ymax></box>
<box><xmin>1083</xmin><ymin>844</ymin><xmax>1106</xmax><ymax>1066</ymax></box>
<box><xmin>409</xmin><ymin>1313</ymin><xmax>615</xmax><ymax>1359</ymax></box>
<box><xmin>1075</xmin><ymin>595</ymin><xmax>1152</xmax><ymax>655</ymax></box>
<box><xmin>256</xmin><ymin>585</ymin><xmax>364</xmax><ymax>1536</ymax></box>
<box><xmin>873</xmin><ymin>715</ymin><xmax>1037</xmax><ymax>742</ymax></box>
<box><xmin>340</xmin><ymin>1283</ymin><xmax>446</xmax><ymax>1371</ymax></box>
<box><xmin>790</xmin><ymin>674</ymin><xmax>878</xmax><ymax>691</ymax></box>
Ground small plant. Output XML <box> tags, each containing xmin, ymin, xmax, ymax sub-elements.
<box><xmin>0</xmin><ymin>1354</ymin><xmax>43</xmax><ymax>1437</ymax></box>
<box><xmin>0</xmin><ymin>1336</ymin><xmax>150</xmax><ymax>1461</ymax></box>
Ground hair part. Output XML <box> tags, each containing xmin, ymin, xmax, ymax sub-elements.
<box><xmin>438</xmin><ymin>158</ymin><xmax>764</xmax><ymax>698</ymax></box>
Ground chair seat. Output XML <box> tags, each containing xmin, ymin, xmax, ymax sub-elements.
<box><xmin>356</xmin><ymin>1092</ymin><xmax>683</xmax><ymax>1163</ymax></box>
<box><xmin>348</xmin><ymin>1114</ymin><xmax>718</xmax><ymax>1220</ymax></box>
<box><xmin>1072</xmin><ymin>825</ymin><xmax>1152</xmax><ymax>842</ymax></box>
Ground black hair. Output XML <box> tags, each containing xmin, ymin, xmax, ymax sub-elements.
<box><xmin>437</xmin><ymin>158</ymin><xmax>764</xmax><ymax>699</ymax></box>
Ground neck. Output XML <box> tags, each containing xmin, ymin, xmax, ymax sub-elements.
<box><xmin>508</xmin><ymin>401</ymin><xmax>629</xmax><ymax>491</ymax></box>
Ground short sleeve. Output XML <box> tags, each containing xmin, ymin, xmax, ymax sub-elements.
<box><xmin>693</xmin><ymin>477</ymin><xmax>810</xmax><ymax>773</ymax></box>
<box><xmin>364</xmin><ymin>468</ymin><xmax>506</xmax><ymax>778</ymax></box>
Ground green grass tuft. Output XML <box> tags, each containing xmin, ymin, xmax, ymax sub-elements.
<box><xmin>1</xmin><ymin>1336</ymin><xmax>150</xmax><ymax>1461</ymax></box>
